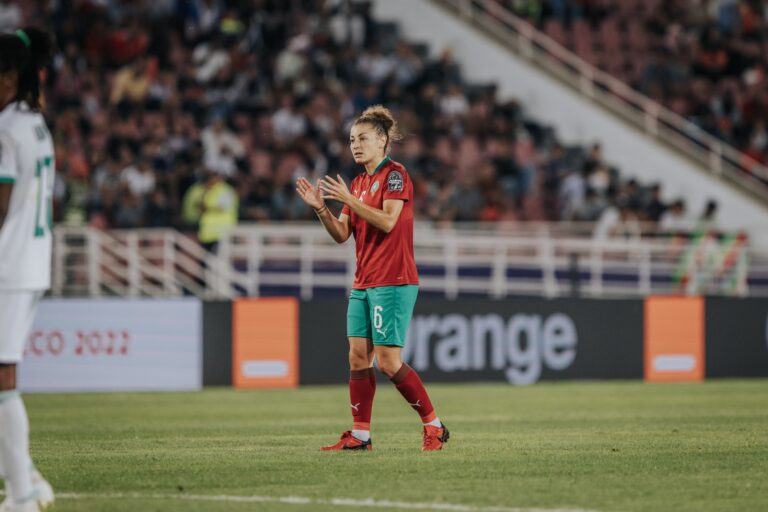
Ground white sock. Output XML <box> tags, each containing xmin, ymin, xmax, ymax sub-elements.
<box><xmin>351</xmin><ymin>429</ymin><xmax>370</xmax><ymax>442</ymax></box>
<box><xmin>423</xmin><ymin>417</ymin><xmax>442</xmax><ymax>428</ymax></box>
<box><xmin>0</xmin><ymin>391</ymin><xmax>33</xmax><ymax>503</ymax></box>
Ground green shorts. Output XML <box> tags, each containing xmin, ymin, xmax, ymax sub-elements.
<box><xmin>347</xmin><ymin>285</ymin><xmax>419</xmax><ymax>346</ymax></box>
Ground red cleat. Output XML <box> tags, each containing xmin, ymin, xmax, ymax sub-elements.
<box><xmin>320</xmin><ymin>431</ymin><xmax>372</xmax><ymax>451</ymax></box>
<box><xmin>422</xmin><ymin>423</ymin><xmax>450</xmax><ymax>451</ymax></box>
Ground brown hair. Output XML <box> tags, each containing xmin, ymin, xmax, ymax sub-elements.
<box><xmin>354</xmin><ymin>105</ymin><xmax>403</xmax><ymax>154</ymax></box>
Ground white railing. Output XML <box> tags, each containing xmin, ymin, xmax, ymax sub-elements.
<box><xmin>431</xmin><ymin>0</ymin><xmax>768</xmax><ymax>202</ymax></box>
<box><xmin>217</xmin><ymin>223</ymin><xmax>764</xmax><ymax>299</ymax></box>
<box><xmin>52</xmin><ymin>226</ymin><xmax>229</xmax><ymax>299</ymax></box>
<box><xmin>51</xmin><ymin>224</ymin><xmax>768</xmax><ymax>299</ymax></box>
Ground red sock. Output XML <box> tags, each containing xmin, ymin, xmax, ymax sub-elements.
<box><xmin>350</xmin><ymin>368</ymin><xmax>375</xmax><ymax>431</ymax></box>
<box><xmin>390</xmin><ymin>363</ymin><xmax>437</xmax><ymax>423</ymax></box>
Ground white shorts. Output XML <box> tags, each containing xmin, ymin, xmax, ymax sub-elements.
<box><xmin>0</xmin><ymin>290</ymin><xmax>44</xmax><ymax>363</ymax></box>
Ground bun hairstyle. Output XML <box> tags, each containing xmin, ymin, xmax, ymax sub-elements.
<box><xmin>354</xmin><ymin>105</ymin><xmax>403</xmax><ymax>154</ymax></box>
<box><xmin>0</xmin><ymin>27</ymin><xmax>55</xmax><ymax>111</ymax></box>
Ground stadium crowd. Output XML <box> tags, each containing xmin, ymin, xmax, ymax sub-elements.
<box><xmin>2</xmin><ymin>0</ymin><xmax>720</xmax><ymax>244</ymax></box>
<box><xmin>511</xmin><ymin>0</ymin><xmax>768</xmax><ymax>173</ymax></box>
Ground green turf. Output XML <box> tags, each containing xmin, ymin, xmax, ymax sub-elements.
<box><xmin>17</xmin><ymin>380</ymin><xmax>768</xmax><ymax>512</ymax></box>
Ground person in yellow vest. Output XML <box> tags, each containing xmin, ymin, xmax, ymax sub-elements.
<box><xmin>181</xmin><ymin>179</ymin><xmax>205</xmax><ymax>232</ymax></box>
<box><xmin>198</xmin><ymin>169</ymin><xmax>238</xmax><ymax>252</ymax></box>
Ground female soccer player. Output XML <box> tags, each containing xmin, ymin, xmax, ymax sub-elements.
<box><xmin>296</xmin><ymin>105</ymin><xmax>449</xmax><ymax>451</ymax></box>
<box><xmin>0</xmin><ymin>27</ymin><xmax>56</xmax><ymax>512</ymax></box>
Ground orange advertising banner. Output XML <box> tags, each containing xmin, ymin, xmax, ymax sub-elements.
<box><xmin>644</xmin><ymin>296</ymin><xmax>704</xmax><ymax>382</ymax></box>
<box><xmin>233</xmin><ymin>298</ymin><xmax>298</xmax><ymax>388</ymax></box>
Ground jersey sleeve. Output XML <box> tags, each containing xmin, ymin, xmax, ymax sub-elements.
<box><xmin>0</xmin><ymin>131</ymin><xmax>18</xmax><ymax>183</ymax></box>
<box><xmin>383</xmin><ymin>168</ymin><xmax>410</xmax><ymax>202</ymax></box>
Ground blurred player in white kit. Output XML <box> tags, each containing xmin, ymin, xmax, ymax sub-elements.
<box><xmin>0</xmin><ymin>27</ymin><xmax>57</xmax><ymax>512</ymax></box>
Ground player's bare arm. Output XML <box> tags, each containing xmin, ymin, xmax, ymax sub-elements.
<box><xmin>296</xmin><ymin>176</ymin><xmax>351</xmax><ymax>243</ymax></box>
<box><xmin>319</xmin><ymin>174</ymin><xmax>404</xmax><ymax>233</ymax></box>
<box><xmin>0</xmin><ymin>182</ymin><xmax>12</xmax><ymax>228</ymax></box>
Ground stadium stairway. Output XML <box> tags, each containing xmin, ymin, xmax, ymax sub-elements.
<box><xmin>370</xmin><ymin>0</ymin><xmax>768</xmax><ymax>242</ymax></box>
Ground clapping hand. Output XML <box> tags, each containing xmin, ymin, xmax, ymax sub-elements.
<box><xmin>296</xmin><ymin>177</ymin><xmax>324</xmax><ymax>210</ymax></box>
<box><xmin>319</xmin><ymin>175</ymin><xmax>353</xmax><ymax>205</ymax></box>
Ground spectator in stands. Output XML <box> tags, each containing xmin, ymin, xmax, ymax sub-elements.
<box><xmin>121</xmin><ymin>156</ymin><xmax>156</xmax><ymax>199</ymax></box>
<box><xmin>697</xmin><ymin>199</ymin><xmax>719</xmax><ymax>232</ymax></box>
<box><xmin>113</xmin><ymin>189</ymin><xmax>144</xmax><ymax>228</ymax></box>
<box><xmin>201</xmin><ymin>115</ymin><xmax>245</xmax><ymax>177</ymax></box>
<box><xmin>91</xmin><ymin>157</ymin><xmax>122</xmax><ymax>209</ymax></box>
<box><xmin>574</xmin><ymin>188</ymin><xmax>606</xmax><ymax>222</ymax></box>
<box><xmin>542</xmin><ymin>0</ymin><xmax>584</xmax><ymax>26</ymax></box>
<box><xmin>659</xmin><ymin>199</ymin><xmax>692</xmax><ymax>234</ymax></box>
<box><xmin>274</xmin><ymin>34</ymin><xmax>309</xmax><ymax>85</ymax></box>
<box><xmin>746</xmin><ymin>119</ymin><xmax>768</xmax><ymax>162</ymax></box>
<box><xmin>110</xmin><ymin>56</ymin><xmax>153</xmax><ymax>106</ymax></box>
<box><xmin>593</xmin><ymin>199</ymin><xmax>641</xmax><ymax>241</ymax></box>
<box><xmin>391</xmin><ymin>42</ymin><xmax>423</xmax><ymax>87</ymax></box>
<box><xmin>60</xmin><ymin>170</ymin><xmax>90</xmax><ymax>227</ymax></box>
<box><xmin>541</xmin><ymin>143</ymin><xmax>568</xmax><ymax>219</ymax></box>
<box><xmin>584</xmin><ymin>142</ymin><xmax>603</xmax><ymax>171</ymax></box>
<box><xmin>513</xmin><ymin>129</ymin><xmax>538</xmax><ymax>212</ymax></box>
<box><xmin>270</xmin><ymin>150</ymin><xmax>312</xmax><ymax>221</ymax></box>
<box><xmin>197</xmin><ymin>170</ymin><xmax>238</xmax><ymax>252</ymax></box>
<box><xmin>693</xmin><ymin>26</ymin><xmax>729</xmax><ymax>82</ymax></box>
<box><xmin>439</xmin><ymin>84</ymin><xmax>470</xmax><ymax>118</ymax></box>
<box><xmin>183</xmin><ymin>0</ymin><xmax>224</xmax><ymax>41</ymax></box>
<box><xmin>145</xmin><ymin>188</ymin><xmax>174</xmax><ymax>228</ymax></box>
<box><xmin>239</xmin><ymin>177</ymin><xmax>274</xmax><ymax>222</ymax></box>
<box><xmin>623</xmin><ymin>179</ymin><xmax>643</xmax><ymax>212</ymax></box>
<box><xmin>494</xmin><ymin>138</ymin><xmax>519</xmax><ymax>200</ymax></box>
<box><xmin>181</xmin><ymin>174</ymin><xmax>205</xmax><ymax>233</ymax></box>
<box><xmin>454</xmin><ymin>172</ymin><xmax>485</xmax><ymax>221</ymax></box>
<box><xmin>357</xmin><ymin>43</ymin><xmax>395</xmax><ymax>84</ymax></box>
<box><xmin>327</xmin><ymin>0</ymin><xmax>368</xmax><ymax>48</ymax></box>
<box><xmin>422</xmin><ymin>48</ymin><xmax>461</xmax><ymax>85</ymax></box>
<box><xmin>558</xmin><ymin>167</ymin><xmax>586</xmax><ymax>220</ymax></box>
<box><xmin>586</xmin><ymin>163</ymin><xmax>611</xmax><ymax>197</ymax></box>
<box><xmin>509</xmin><ymin>0</ymin><xmax>543</xmax><ymax>25</ymax></box>
<box><xmin>644</xmin><ymin>183</ymin><xmax>667</xmax><ymax>223</ymax></box>
<box><xmin>424</xmin><ymin>176</ymin><xmax>458</xmax><ymax>224</ymax></box>
<box><xmin>350</xmin><ymin>82</ymin><xmax>382</xmax><ymax>116</ymax></box>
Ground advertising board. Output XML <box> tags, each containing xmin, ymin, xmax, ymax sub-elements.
<box><xmin>19</xmin><ymin>299</ymin><xmax>202</xmax><ymax>392</ymax></box>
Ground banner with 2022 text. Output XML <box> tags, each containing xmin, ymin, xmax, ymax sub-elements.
<box><xmin>19</xmin><ymin>298</ymin><xmax>202</xmax><ymax>392</ymax></box>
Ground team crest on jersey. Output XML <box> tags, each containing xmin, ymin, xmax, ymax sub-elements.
<box><xmin>387</xmin><ymin>171</ymin><xmax>403</xmax><ymax>192</ymax></box>
<box><xmin>370</xmin><ymin>181</ymin><xmax>380</xmax><ymax>194</ymax></box>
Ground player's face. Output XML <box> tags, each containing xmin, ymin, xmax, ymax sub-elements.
<box><xmin>350</xmin><ymin>123</ymin><xmax>386</xmax><ymax>165</ymax></box>
<box><xmin>0</xmin><ymin>71</ymin><xmax>18</xmax><ymax>107</ymax></box>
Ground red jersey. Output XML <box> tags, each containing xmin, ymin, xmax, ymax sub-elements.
<box><xmin>341</xmin><ymin>157</ymin><xmax>419</xmax><ymax>289</ymax></box>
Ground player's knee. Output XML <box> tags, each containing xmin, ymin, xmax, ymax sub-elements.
<box><xmin>0</xmin><ymin>364</ymin><xmax>17</xmax><ymax>391</ymax></box>
<box><xmin>348</xmin><ymin>349</ymin><xmax>368</xmax><ymax>370</ymax></box>
<box><xmin>376</xmin><ymin>357</ymin><xmax>401</xmax><ymax>378</ymax></box>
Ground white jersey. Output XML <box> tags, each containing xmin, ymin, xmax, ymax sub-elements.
<box><xmin>0</xmin><ymin>101</ymin><xmax>55</xmax><ymax>290</ymax></box>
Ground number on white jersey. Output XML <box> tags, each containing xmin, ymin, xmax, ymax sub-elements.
<box><xmin>34</xmin><ymin>155</ymin><xmax>53</xmax><ymax>238</ymax></box>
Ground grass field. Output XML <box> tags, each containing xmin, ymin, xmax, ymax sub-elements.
<box><xmin>19</xmin><ymin>379</ymin><xmax>768</xmax><ymax>512</ymax></box>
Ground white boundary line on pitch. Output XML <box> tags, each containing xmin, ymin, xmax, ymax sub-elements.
<box><xmin>43</xmin><ymin>491</ymin><xmax>601</xmax><ymax>512</ymax></box>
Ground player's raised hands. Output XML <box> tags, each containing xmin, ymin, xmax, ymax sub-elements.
<box><xmin>296</xmin><ymin>177</ymin><xmax>325</xmax><ymax>210</ymax></box>
<box><xmin>320</xmin><ymin>175</ymin><xmax>353</xmax><ymax>205</ymax></box>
